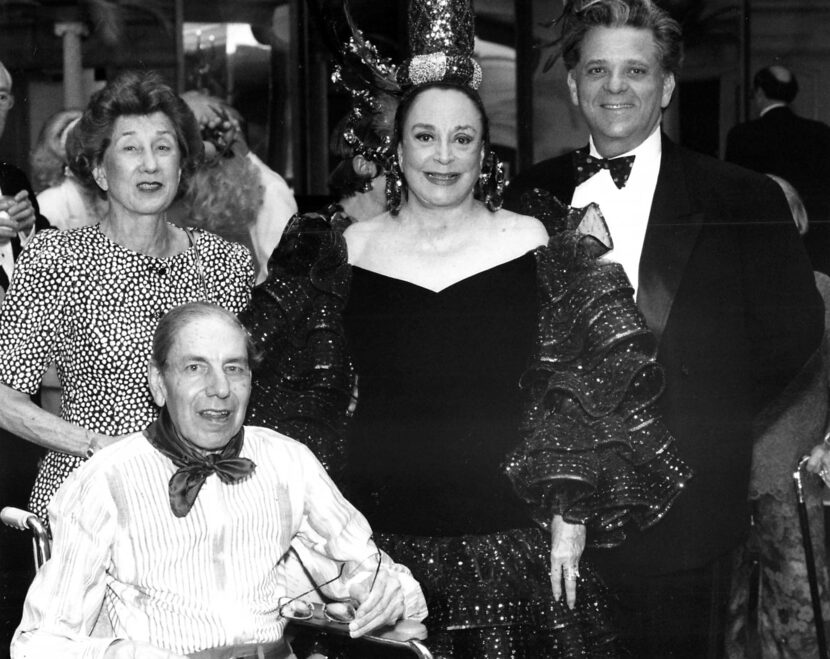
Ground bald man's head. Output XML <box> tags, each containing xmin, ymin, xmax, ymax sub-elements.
<box><xmin>753</xmin><ymin>64</ymin><xmax>798</xmax><ymax>105</ymax></box>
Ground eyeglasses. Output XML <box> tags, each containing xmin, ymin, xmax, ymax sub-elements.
<box><xmin>278</xmin><ymin>548</ymin><xmax>382</xmax><ymax>625</ymax></box>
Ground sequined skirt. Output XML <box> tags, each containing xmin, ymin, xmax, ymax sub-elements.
<box><xmin>375</xmin><ymin>527</ymin><xmax>620</xmax><ymax>658</ymax></box>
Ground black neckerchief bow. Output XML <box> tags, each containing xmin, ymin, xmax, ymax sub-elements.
<box><xmin>144</xmin><ymin>408</ymin><xmax>256</xmax><ymax>517</ymax></box>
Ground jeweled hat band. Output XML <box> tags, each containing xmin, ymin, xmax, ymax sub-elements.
<box><xmin>397</xmin><ymin>52</ymin><xmax>482</xmax><ymax>90</ymax></box>
<box><xmin>399</xmin><ymin>0</ymin><xmax>482</xmax><ymax>90</ymax></box>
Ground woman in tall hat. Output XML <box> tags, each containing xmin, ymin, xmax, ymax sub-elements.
<box><xmin>242</xmin><ymin>1</ymin><xmax>691</xmax><ymax>655</ymax></box>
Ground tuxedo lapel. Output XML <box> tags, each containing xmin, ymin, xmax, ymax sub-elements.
<box><xmin>636</xmin><ymin>136</ymin><xmax>703</xmax><ymax>346</ymax></box>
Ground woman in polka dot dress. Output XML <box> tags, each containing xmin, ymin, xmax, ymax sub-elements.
<box><xmin>0</xmin><ymin>71</ymin><xmax>254</xmax><ymax>522</ymax></box>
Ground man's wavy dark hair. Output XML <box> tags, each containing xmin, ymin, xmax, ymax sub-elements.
<box><xmin>560</xmin><ymin>0</ymin><xmax>684</xmax><ymax>75</ymax></box>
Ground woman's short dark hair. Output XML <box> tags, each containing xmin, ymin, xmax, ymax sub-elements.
<box><xmin>392</xmin><ymin>81</ymin><xmax>491</xmax><ymax>206</ymax></box>
<box><xmin>68</xmin><ymin>70</ymin><xmax>204</xmax><ymax>195</ymax></box>
<box><xmin>152</xmin><ymin>302</ymin><xmax>260</xmax><ymax>370</ymax></box>
<box><xmin>561</xmin><ymin>0</ymin><xmax>683</xmax><ymax>75</ymax></box>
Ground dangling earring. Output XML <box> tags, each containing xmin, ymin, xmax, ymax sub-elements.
<box><xmin>385</xmin><ymin>155</ymin><xmax>404</xmax><ymax>216</ymax></box>
<box><xmin>481</xmin><ymin>150</ymin><xmax>505</xmax><ymax>212</ymax></box>
<box><xmin>360</xmin><ymin>177</ymin><xmax>373</xmax><ymax>193</ymax></box>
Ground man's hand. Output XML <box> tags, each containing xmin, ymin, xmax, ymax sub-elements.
<box><xmin>347</xmin><ymin>567</ymin><xmax>406</xmax><ymax>638</ymax></box>
<box><xmin>0</xmin><ymin>190</ymin><xmax>36</xmax><ymax>240</ymax></box>
<box><xmin>806</xmin><ymin>441</ymin><xmax>830</xmax><ymax>485</ymax></box>
<box><xmin>104</xmin><ymin>640</ymin><xmax>188</xmax><ymax>658</ymax></box>
<box><xmin>550</xmin><ymin>514</ymin><xmax>586</xmax><ymax>610</ymax></box>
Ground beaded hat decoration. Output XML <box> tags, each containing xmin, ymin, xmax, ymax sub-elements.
<box><xmin>397</xmin><ymin>0</ymin><xmax>483</xmax><ymax>90</ymax></box>
<box><xmin>330</xmin><ymin>3</ymin><xmax>401</xmax><ymax>165</ymax></box>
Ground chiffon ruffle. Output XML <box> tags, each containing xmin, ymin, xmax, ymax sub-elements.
<box><xmin>505</xmin><ymin>190</ymin><xmax>692</xmax><ymax>548</ymax></box>
<box><xmin>240</xmin><ymin>207</ymin><xmax>354</xmax><ymax>478</ymax></box>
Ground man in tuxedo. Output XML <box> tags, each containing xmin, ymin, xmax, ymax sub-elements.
<box><xmin>0</xmin><ymin>60</ymin><xmax>48</xmax><ymax>298</ymax></box>
<box><xmin>726</xmin><ymin>65</ymin><xmax>830</xmax><ymax>274</ymax></box>
<box><xmin>504</xmin><ymin>1</ymin><xmax>824</xmax><ymax>657</ymax></box>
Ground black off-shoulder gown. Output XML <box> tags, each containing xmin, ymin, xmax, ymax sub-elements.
<box><xmin>241</xmin><ymin>202</ymin><xmax>691</xmax><ymax>658</ymax></box>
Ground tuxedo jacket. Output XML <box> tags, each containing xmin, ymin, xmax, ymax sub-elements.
<box><xmin>726</xmin><ymin>107</ymin><xmax>830</xmax><ymax>274</ymax></box>
<box><xmin>0</xmin><ymin>161</ymin><xmax>50</xmax><ymax>292</ymax></box>
<box><xmin>0</xmin><ymin>162</ymin><xmax>49</xmax><ymax>560</ymax></box>
<box><xmin>505</xmin><ymin>135</ymin><xmax>824</xmax><ymax>574</ymax></box>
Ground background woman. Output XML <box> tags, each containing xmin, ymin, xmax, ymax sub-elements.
<box><xmin>242</xmin><ymin>3</ymin><xmax>690</xmax><ymax>653</ymax></box>
<box><xmin>174</xmin><ymin>90</ymin><xmax>297</xmax><ymax>284</ymax></box>
<box><xmin>29</xmin><ymin>109</ymin><xmax>107</xmax><ymax>231</ymax></box>
<box><xmin>0</xmin><ymin>70</ymin><xmax>253</xmax><ymax>522</ymax></box>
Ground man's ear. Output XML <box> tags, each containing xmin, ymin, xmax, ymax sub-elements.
<box><xmin>661</xmin><ymin>72</ymin><xmax>676</xmax><ymax>109</ymax></box>
<box><xmin>352</xmin><ymin>155</ymin><xmax>378</xmax><ymax>179</ymax></box>
<box><xmin>567</xmin><ymin>70</ymin><xmax>580</xmax><ymax>107</ymax></box>
<box><xmin>148</xmin><ymin>362</ymin><xmax>167</xmax><ymax>408</ymax></box>
<box><xmin>93</xmin><ymin>164</ymin><xmax>108</xmax><ymax>192</ymax></box>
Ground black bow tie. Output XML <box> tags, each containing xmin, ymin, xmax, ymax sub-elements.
<box><xmin>573</xmin><ymin>149</ymin><xmax>635</xmax><ymax>189</ymax></box>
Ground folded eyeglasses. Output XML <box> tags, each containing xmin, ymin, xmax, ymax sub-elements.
<box><xmin>278</xmin><ymin>548</ymin><xmax>381</xmax><ymax>624</ymax></box>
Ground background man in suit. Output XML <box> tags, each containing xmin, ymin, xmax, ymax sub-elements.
<box><xmin>504</xmin><ymin>1</ymin><xmax>825</xmax><ymax>657</ymax></box>
<box><xmin>726</xmin><ymin>65</ymin><xmax>830</xmax><ymax>275</ymax></box>
<box><xmin>0</xmin><ymin>57</ymin><xmax>50</xmax><ymax>653</ymax></box>
<box><xmin>0</xmin><ymin>59</ymin><xmax>48</xmax><ymax>298</ymax></box>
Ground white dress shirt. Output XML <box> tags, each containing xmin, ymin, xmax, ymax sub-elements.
<box><xmin>12</xmin><ymin>426</ymin><xmax>425</xmax><ymax>659</ymax></box>
<box><xmin>759</xmin><ymin>102</ymin><xmax>787</xmax><ymax>117</ymax></box>
<box><xmin>0</xmin><ymin>182</ymin><xmax>37</xmax><ymax>293</ymax></box>
<box><xmin>571</xmin><ymin>125</ymin><xmax>663</xmax><ymax>293</ymax></box>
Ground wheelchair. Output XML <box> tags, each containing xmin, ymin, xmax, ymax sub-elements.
<box><xmin>1</xmin><ymin>506</ymin><xmax>433</xmax><ymax>659</ymax></box>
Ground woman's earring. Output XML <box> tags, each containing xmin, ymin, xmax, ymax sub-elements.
<box><xmin>385</xmin><ymin>155</ymin><xmax>404</xmax><ymax>215</ymax></box>
<box><xmin>481</xmin><ymin>150</ymin><xmax>504</xmax><ymax>212</ymax></box>
<box><xmin>360</xmin><ymin>177</ymin><xmax>373</xmax><ymax>194</ymax></box>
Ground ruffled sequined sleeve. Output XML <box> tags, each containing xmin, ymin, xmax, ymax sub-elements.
<box><xmin>239</xmin><ymin>210</ymin><xmax>354</xmax><ymax>477</ymax></box>
<box><xmin>505</xmin><ymin>192</ymin><xmax>692</xmax><ymax>548</ymax></box>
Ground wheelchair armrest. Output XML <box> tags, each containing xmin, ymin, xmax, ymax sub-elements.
<box><xmin>286</xmin><ymin>604</ymin><xmax>432</xmax><ymax>658</ymax></box>
<box><xmin>1</xmin><ymin>506</ymin><xmax>52</xmax><ymax>568</ymax></box>
<box><xmin>1</xmin><ymin>506</ymin><xmax>36</xmax><ymax>530</ymax></box>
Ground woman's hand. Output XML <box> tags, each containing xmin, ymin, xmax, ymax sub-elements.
<box><xmin>550</xmin><ymin>514</ymin><xmax>586</xmax><ymax>610</ymax></box>
<box><xmin>805</xmin><ymin>440</ymin><xmax>830</xmax><ymax>485</ymax></box>
<box><xmin>347</xmin><ymin>567</ymin><xmax>406</xmax><ymax>638</ymax></box>
<box><xmin>86</xmin><ymin>432</ymin><xmax>129</xmax><ymax>457</ymax></box>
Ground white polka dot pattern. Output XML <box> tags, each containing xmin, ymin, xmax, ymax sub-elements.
<box><xmin>0</xmin><ymin>224</ymin><xmax>254</xmax><ymax>519</ymax></box>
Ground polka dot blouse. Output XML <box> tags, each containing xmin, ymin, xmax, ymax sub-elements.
<box><xmin>0</xmin><ymin>224</ymin><xmax>254</xmax><ymax>519</ymax></box>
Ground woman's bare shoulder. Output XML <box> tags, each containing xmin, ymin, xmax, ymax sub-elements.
<box><xmin>343</xmin><ymin>212</ymin><xmax>392</xmax><ymax>263</ymax></box>
<box><xmin>492</xmin><ymin>208</ymin><xmax>549</xmax><ymax>246</ymax></box>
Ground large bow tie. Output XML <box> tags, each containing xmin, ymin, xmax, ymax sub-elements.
<box><xmin>573</xmin><ymin>149</ymin><xmax>635</xmax><ymax>189</ymax></box>
<box><xmin>145</xmin><ymin>408</ymin><xmax>256</xmax><ymax>517</ymax></box>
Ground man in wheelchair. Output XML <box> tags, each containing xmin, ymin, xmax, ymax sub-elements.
<box><xmin>11</xmin><ymin>302</ymin><xmax>426</xmax><ymax>659</ymax></box>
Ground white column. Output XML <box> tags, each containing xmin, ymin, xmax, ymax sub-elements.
<box><xmin>54</xmin><ymin>22</ymin><xmax>88</xmax><ymax>109</ymax></box>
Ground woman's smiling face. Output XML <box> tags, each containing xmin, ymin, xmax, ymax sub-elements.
<box><xmin>94</xmin><ymin>111</ymin><xmax>182</xmax><ymax>220</ymax></box>
<box><xmin>397</xmin><ymin>87</ymin><xmax>484</xmax><ymax>211</ymax></box>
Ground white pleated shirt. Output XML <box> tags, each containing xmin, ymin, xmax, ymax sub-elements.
<box><xmin>12</xmin><ymin>427</ymin><xmax>409</xmax><ymax>658</ymax></box>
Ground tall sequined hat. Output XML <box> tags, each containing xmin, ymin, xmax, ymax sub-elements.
<box><xmin>397</xmin><ymin>0</ymin><xmax>482</xmax><ymax>90</ymax></box>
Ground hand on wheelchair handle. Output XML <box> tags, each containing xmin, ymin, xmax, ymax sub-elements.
<box><xmin>104</xmin><ymin>639</ymin><xmax>188</xmax><ymax>659</ymax></box>
<box><xmin>805</xmin><ymin>442</ymin><xmax>830</xmax><ymax>485</ymax></box>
